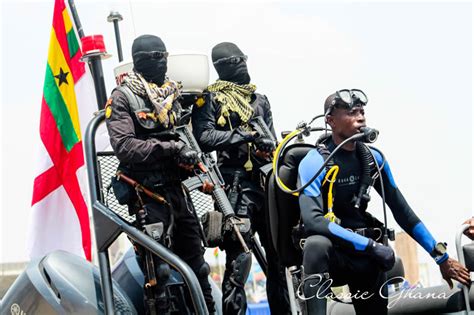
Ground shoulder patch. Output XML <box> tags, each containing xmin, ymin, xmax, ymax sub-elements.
<box><xmin>137</xmin><ymin>112</ymin><xmax>148</xmax><ymax>120</ymax></box>
<box><xmin>105</xmin><ymin>98</ymin><xmax>113</xmax><ymax>119</ymax></box>
<box><xmin>195</xmin><ymin>97</ymin><xmax>205</xmax><ymax>108</ymax></box>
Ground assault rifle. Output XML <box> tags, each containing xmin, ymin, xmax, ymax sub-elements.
<box><xmin>248</xmin><ymin>115</ymin><xmax>277</xmax><ymax>147</ymax></box>
<box><xmin>227</xmin><ymin>169</ymin><xmax>268</xmax><ymax>273</ymax></box>
<box><xmin>115</xmin><ymin>172</ymin><xmax>171</xmax><ymax>315</ymax></box>
<box><xmin>116</xmin><ymin>171</ymin><xmax>168</xmax><ymax>206</ymax></box>
<box><xmin>178</xmin><ymin>125</ymin><xmax>251</xmax><ymax>254</ymax></box>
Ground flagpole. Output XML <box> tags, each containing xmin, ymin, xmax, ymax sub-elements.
<box><xmin>68</xmin><ymin>0</ymin><xmax>84</xmax><ymax>38</ymax></box>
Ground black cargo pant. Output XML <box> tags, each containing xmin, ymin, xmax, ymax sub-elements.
<box><xmin>221</xmin><ymin>170</ymin><xmax>290</xmax><ymax>315</ymax></box>
<box><xmin>303</xmin><ymin>235</ymin><xmax>388</xmax><ymax>315</ymax></box>
<box><xmin>133</xmin><ymin>184</ymin><xmax>215</xmax><ymax>314</ymax></box>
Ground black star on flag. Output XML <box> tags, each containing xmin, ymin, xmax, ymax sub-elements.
<box><xmin>54</xmin><ymin>67</ymin><xmax>69</xmax><ymax>87</ymax></box>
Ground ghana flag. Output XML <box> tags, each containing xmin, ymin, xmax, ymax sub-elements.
<box><xmin>27</xmin><ymin>0</ymin><xmax>96</xmax><ymax>261</ymax></box>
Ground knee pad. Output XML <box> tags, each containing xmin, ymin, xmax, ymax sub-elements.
<box><xmin>198</xmin><ymin>261</ymin><xmax>210</xmax><ymax>279</ymax></box>
<box><xmin>230</xmin><ymin>252</ymin><xmax>252</xmax><ymax>286</ymax></box>
<box><xmin>188</xmin><ymin>259</ymin><xmax>210</xmax><ymax>280</ymax></box>
<box><xmin>156</xmin><ymin>263</ymin><xmax>171</xmax><ymax>287</ymax></box>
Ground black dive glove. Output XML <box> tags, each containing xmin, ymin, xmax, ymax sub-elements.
<box><xmin>254</xmin><ymin>137</ymin><xmax>275</xmax><ymax>153</ymax></box>
<box><xmin>366</xmin><ymin>239</ymin><xmax>395</xmax><ymax>271</ymax></box>
<box><xmin>176</xmin><ymin>143</ymin><xmax>198</xmax><ymax>166</ymax></box>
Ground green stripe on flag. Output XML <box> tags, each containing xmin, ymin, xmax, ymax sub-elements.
<box><xmin>43</xmin><ymin>64</ymin><xmax>79</xmax><ymax>151</ymax></box>
<box><xmin>67</xmin><ymin>29</ymin><xmax>79</xmax><ymax>59</ymax></box>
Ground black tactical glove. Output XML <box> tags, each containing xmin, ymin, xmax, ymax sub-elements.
<box><xmin>176</xmin><ymin>144</ymin><xmax>198</xmax><ymax>166</ymax></box>
<box><xmin>254</xmin><ymin>136</ymin><xmax>275</xmax><ymax>153</ymax></box>
<box><xmin>236</xmin><ymin>126</ymin><xmax>256</xmax><ymax>142</ymax></box>
<box><xmin>366</xmin><ymin>239</ymin><xmax>395</xmax><ymax>271</ymax></box>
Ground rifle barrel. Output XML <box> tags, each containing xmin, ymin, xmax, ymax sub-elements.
<box><xmin>117</xmin><ymin>172</ymin><xmax>168</xmax><ymax>205</ymax></box>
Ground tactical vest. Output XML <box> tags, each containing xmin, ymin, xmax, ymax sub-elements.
<box><xmin>114</xmin><ymin>85</ymin><xmax>172</xmax><ymax>138</ymax></box>
<box><xmin>113</xmin><ymin>85</ymin><xmax>180</xmax><ymax>181</ymax></box>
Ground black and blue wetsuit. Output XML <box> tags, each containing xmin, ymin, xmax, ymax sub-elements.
<box><xmin>298</xmin><ymin>138</ymin><xmax>446</xmax><ymax>314</ymax></box>
<box><xmin>299</xmin><ymin>138</ymin><xmax>446</xmax><ymax>261</ymax></box>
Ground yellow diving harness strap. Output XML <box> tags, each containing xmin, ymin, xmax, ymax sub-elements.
<box><xmin>272</xmin><ymin>128</ymin><xmax>341</xmax><ymax>223</ymax></box>
<box><xmin>322</xmin><ymin>165</ymin><xmax>341</xmax><ymax>224</ymax></box>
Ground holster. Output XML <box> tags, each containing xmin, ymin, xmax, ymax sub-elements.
<box><xmin>111</xmin><ymin>175</ymin><xmax>133</xmax><ymax>205</ymax></box>
<box><xmin>201</xmin><ymin>211</ymin><xmax>223</xmax><ymax>247</ymax></box>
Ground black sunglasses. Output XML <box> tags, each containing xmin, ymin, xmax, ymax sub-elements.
<box><xmin>133</xmin><ymin>50</ymin><xmax>169</xmax><ymax>60</ymax></box>
<box><xmin>213</xmin><ymin>55</ymin><xmax>248</xmax><ymax>66</ymax></box>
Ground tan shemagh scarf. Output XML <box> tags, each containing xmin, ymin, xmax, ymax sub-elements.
<box><xmin>124</xmin><ymin>71</ymin><xmax>182</xmax><ymax>127</ymax></box>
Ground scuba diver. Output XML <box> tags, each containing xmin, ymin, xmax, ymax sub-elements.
<box><xmin>297</xmin><ymin>89</ymin><xmax>471</xmax><ymax>314</ymax></box>
<box><xmin>105</xmin><ymin>34</ymin><xmax>215</xmax><ymax>314</ymax></box>
<box><xmin>192</xmin><ymin>42</ymin><xmax>290</xmax><ymax>314</ymax></box>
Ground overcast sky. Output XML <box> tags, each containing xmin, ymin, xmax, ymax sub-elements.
<box><xmin>1</xmin><ymin>0</ymin><xmax>472</xmax><ymax>286</ymax></box>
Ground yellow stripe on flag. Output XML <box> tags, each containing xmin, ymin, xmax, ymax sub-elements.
<box><xmin>62</xmin><ymin>8</ymin><xmax>73</xmax><ymax>33</ymax></box>
<box><xmin>47</xmin><ymin>28</ymin><xmax>81</xmax><ymax>139</ymax></box>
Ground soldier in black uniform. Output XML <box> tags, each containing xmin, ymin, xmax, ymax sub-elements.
<box><xmin>192</xmin><ymin>42</ymin><xmax>290</xmax><ymax>315</ymax></box>
<box><xmin>105</xmin><ymin>34</ymin><xmax>215</xmax><ymax>314</ymax></box>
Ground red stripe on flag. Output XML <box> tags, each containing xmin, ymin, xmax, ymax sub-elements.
<box><xmin>31</xmin><ymin>166</ymin><xmax>61</xmax><ymax>205</ymax></box>
<box><xmin>32</xmin><ymin>97</ymin><xmax>62</xmax><ymax>202</ymax></box>
<box><xmin>63</xmin><ymin>142</ymin><xmax>91</xmax><ymax>261</ymax></box>
<box><xmin>33</xmin><ymin>96</ymin><xmax>91</xmax><ymax>260</ymax></box>
<box><xmin>71</xmin><ymin>52</ymin><xmax>85</xmax><ymax>80</ymax></box>
<box><xmin>39</xmin><ymin>96</ymin><xmax>65</xmax><ymax>172</ymax></box>
<box><xmin>52</xmin><ymin>0</ymin><xmax>85</xmax><ymax>82</ymax></box>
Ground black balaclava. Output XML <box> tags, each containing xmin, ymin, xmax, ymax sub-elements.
<box><xmin>211</xmin><ymin>42</ymin><xmax>251</xmax><ymax>85</ymax></box>
<box><xmin>132</xmin><ymin>34</ymin><xmax>167</xmax><ymax>85</ymax></box>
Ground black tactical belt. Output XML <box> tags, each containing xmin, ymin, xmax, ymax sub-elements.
<box><xmin>346</xmin><ymin>227</ymin><xmax>395</xmax><ymax>242</ymax></box>
<box><xmin>346</xmin><ymin>227</ymin><xmax>383</xmax><ymax>242</ymax></box>
<box><xmin>297</xmin><ymin>227</ymin><xmax>395</xmax><ymax>250</ymax></box>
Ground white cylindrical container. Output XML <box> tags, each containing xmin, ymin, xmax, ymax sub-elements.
<box><xmin>113</xmin><ymin>60</ymin><xmax>133</xmax><ymax>85</ymax></box>
<box><xmin>167</xmin><ymin>53</ymin><xmax>209</xmax><ymax>93</ymax></box>
<box><xmin>112</xmin><ymin>52</ymin><xmax>210</xmax><ymax>93</ymax></box>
